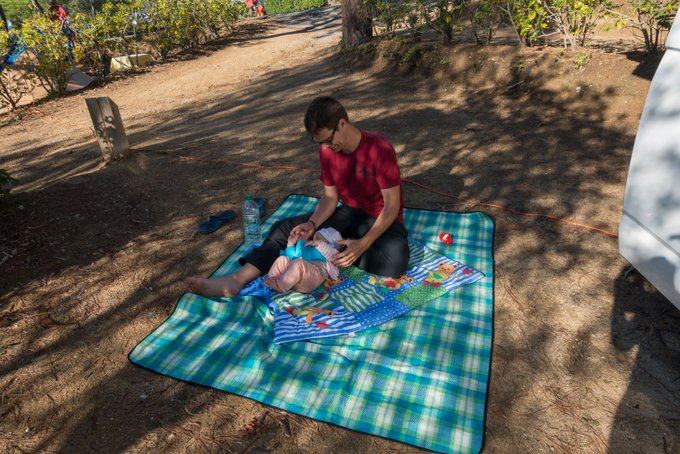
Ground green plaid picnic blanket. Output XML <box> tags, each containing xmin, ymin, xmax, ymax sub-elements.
<box><xmin>129</xmin><ymin>194</ymin><xmax>494</xmax><ymax>453</ymax></box>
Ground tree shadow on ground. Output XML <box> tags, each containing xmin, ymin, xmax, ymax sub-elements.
<box><xmin>609</xmin><ymin>267</ymin><xmax>680</xmax><ymax>453</ymax></box>
<box><xmin>623</xmin><ymin>51</ymin><xmax>663</xmax><ymax>81</ymax></box>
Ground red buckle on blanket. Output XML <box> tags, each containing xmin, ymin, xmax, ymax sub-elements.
<box><xmin>439</xmin><ymin>232</ymin><xmax>453</xmax><ymax>244</ymax></box>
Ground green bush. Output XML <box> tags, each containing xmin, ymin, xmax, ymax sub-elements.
<box><xmin>403</xmin><ymin>0</ymin><xmax>426</xmax><ymax>40</ymax></box>
<box><xmin>545</xmin><ymin>0</ymin><xmax>613</xmax><ymax>47</ymax></box>
<box><xmin>572</xmin><ymin>48</ymin><xmax>591</xmax><ymax>69</ymax></box>
<box><xmin>422</xmin><ymin>0</ymin><xmax>465</xmax><ymax>44</ymax></box>
<box><xmin>72</xmin><ymin>2</ymin><xmax>130</xmax><ymax>77</ymax></box>
<box><xmin>612</xmin><ymin>0</ymin><xmax>679</xmax><ymax>52</ymax></box>
<box><xmin>65</xmin><ymin>0</ymin><xmax>246</xmax><ymax>69</ymax></box>
<box><xmin>211</xmin><ymin>0</ymin><xmax>246</xmax><ymax>33</ymax></box>
<box><xmin>0</xmin><ymin>30</ymin><xmax>35</xmax><ymax>110</ymax></box>
<box><xmin>0</xmin><ymin>65</ymin><xmax>34</xmax><ymax>111</ymax></box>
<box><xmin>131</xmin><ymin>0</ymin><xmax>243</xmax><ymax>57</ymax></box>
<box><xmin>466</xmin><ymin>0</ymin><xmax>504</xmax><ymax>44</ymax></box>
<box><xmin>502</xmin><ymin>0</ymin><xmax>548</xmax><ymax>45</ymax></box>
<box><xmin>21</xmin><ymin>15</ymin><xmax>73</xmax><ymax>94</ymax></box>
<box><xmin>369</xmin><ymin>0</ymin><xmax>409</xmax><ymax>33</ymax></box>
<box><xmin>264</xmin><ymin>0</ymin><xmax>327</xmax><ymax>15</ymax></box>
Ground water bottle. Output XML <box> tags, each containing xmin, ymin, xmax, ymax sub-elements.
<box><xmin>242</xmin><ymin>194</ymin><xmax>262</xmax><ymax>247</ymax></box>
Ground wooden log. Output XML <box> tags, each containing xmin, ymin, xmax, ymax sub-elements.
<box><xmin>85</xmin><ymin>97</ymin><xmax>130</xmax><ymax>162</ymax></box>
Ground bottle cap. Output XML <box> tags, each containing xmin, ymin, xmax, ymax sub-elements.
<box><xmin>245</xmin><ymin>194</ymin><xmax>252</xmax><ymax>200</ymax></box>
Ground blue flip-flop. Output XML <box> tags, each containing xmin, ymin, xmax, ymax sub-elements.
<box><xmin>197</xmin><ymin>209</ymin><xmax>236</xmax><ymax>234</ymax></box>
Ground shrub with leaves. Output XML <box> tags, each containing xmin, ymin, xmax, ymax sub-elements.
<box><xmin>369</xmin><ymin>0</ymin><xmax>408</xmax><ymax>33</ymax></box>
<box><xmin>176</xmin><ymin>0</ymin><xmax>207</xmax><ymax>48</ymax></box>
<box><xmin>572</xmin><ymin>48</ymin><xmax>591</xmax><ymax>68</ymax></box>
<box><xmin>0</xmin><ymin>65</ymin><xmax>33</xmax><ymax>110</ymax></box>
<box><xmin>72</xmin><ymin>3</ymin><xmax>131</xmax><ymax>77</ymax></box>
<box><xmin>135</xmin><ymin>0</ymin><xmax>182</xmax><ymax>57</ymax></box>
<box><xmin>221</xmin><ymin>0</ymin><xmax>247</xmax><ymax>32</ymax></box>
<box><xmin>403</xmin><ymin>0</ymin><xmax>426</xmax><ymax>40</ymax></box>
<box><xmin>466</xmin><ymin>0</ymin><xmax>504</xmax><ymax>44</ymax></box>
<box><xmin>265</xmin><ymin>0</ymin><xmax>327</xmax><ymax>15</ymax></box>
<box><xmin>214</xmin><ymin>0</ymin><xmax>246</xmax><ymax>32</ymax></box>
<box><xmin>21</xmin><ymin>15</ymin><xmax>72</xmax><ymax>94</ymax></box>
<box><xmin>133</xmin><ymin>0</ymin><xmax>243</xmax><ymax>57</ymax></box>
<box><xmin>498</xmin><ymin>0</ymin><xmax>548</xmax><ymax>45</ymax></box>
<box><xmin>0</xmin><ymin>30</ymin><xmax>34</xmax><ymax>110</ymax></box>
<box><xmin>544</xmin><ymin>0</ymin><xmax>612</xmax><ymax>47</ymax></box>
<box><xmin>422</xmin><ymin>0</ymin><xmax>465</xmax><ymax>44</ymax></box>
<box><xmin>202</xmin><ymin>0</ymin><xmax>222</xmax><ymax>37</ymax></box>
<box><xmin>611</xmin><ymin>0</ymin><xmax>679</xmax><ymax>52</ymax></box>
<box><xmin>0</xmin><ymin>0</ymin><xmax>247</xmax><ymax>108</ymax></box>
<box><xmin>401</xmin><ymin>42</ymin><xmax>445</xmax><ymax>71</ymax></box>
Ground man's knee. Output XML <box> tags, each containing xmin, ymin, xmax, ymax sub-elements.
<box><xmin>382</xmin><ymin>247</ymin><xmax>410</xmax><ymax>277</ymax></box>
<box><xmin>267</xmin><ymin>214</ymin><xmax>309</xmax><ymax>238</ymax></box>
<box><xmin>359</xmin><ymin>241</ymin><xmax>410</xmax><ymax>278</ymax></box>
<box><xmin>268</xmin><ymin>217</ymin><xmax>294</xmax><ymax>236</ymax></box>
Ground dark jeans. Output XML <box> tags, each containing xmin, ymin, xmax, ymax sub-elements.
<box><xmin>239</xmin><ymin>205</ymin><xmax>410</xmax><ymax>278</ymax></box>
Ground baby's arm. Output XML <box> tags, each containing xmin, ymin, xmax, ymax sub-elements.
<box><xmin>315</xmin><ymin>241</ymin><xmax>338</xmax><ymax>261</ymax></box>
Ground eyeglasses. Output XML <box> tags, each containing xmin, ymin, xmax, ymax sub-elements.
<box><xmin>313</xmin><ymin>120</ymin><xmax>340</xmax><ymax>146</ymax></box>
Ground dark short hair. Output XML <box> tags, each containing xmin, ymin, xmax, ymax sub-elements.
<box><xmin>304</xmin><ymin>97</ymin><xmax>349</xmax><ymax>135</ymax></box>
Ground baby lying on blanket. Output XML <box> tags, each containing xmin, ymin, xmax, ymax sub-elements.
<box><xmin>264</xmin><ymin>227</ymin><xmax>343</xmax><ymax>294</ymax></box>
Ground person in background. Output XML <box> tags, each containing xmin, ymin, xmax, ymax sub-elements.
<box><xmin>48</xmin><ymin>0</ymin><xmax>77</xmax><ymax>65</ymax></box>
<box><xmin>245</xmin><ymin>0</ymin><xmax>256</xmax><ymax>16</ymax></box>
<box><xmin>256</xmin><ymin>0</ymin><xmax>266</xmax><ymax>17</ymax></box>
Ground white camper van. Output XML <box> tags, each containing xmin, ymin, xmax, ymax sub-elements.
<box><xmin>619</xmin><ymin>13</ymin><xmax>680</xmax><ymax>311</ymax></box>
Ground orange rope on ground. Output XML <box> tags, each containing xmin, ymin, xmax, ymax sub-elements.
<box><xmin>402</xmin><ymin>179</ymin><xmax>619</xmax><ymax>238</ymax></box>
<box><xmin>138</xmin><ymin>147</ymin><xmax>619</xmax><ymax>238</ymax></box>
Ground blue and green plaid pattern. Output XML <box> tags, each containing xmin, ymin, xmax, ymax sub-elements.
<box><xmin>129</xmin><ymin>194</ymin><xmax>494</xmax><ymax>453</ymax></box>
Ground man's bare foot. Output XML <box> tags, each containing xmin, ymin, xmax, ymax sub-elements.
<box><xmin>185</xmin><ymin>264</ymin><xmax>262</xmax><ymax>298</ymax></box>
<box><xmin>185</xmin><ymin>275</ymin><xmax>244</xmax><ymax>297</ymax></box>
<box><xmin>263</xmin><ymin>276</ymin><xmax>281</xmax><ymax>292</ymax></box>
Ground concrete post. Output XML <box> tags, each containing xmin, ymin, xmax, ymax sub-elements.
<box><xmin>85</xmin><ymin>97</ymin><xmax>130</xmax><ymax>162</ymax></box>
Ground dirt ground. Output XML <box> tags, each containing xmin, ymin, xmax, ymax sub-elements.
<box><xmin>1</xmin><ymin>6</ymin><xmax>679</xmax><ymax>453</ymax></box>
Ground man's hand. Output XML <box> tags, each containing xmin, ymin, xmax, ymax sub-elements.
<box><xmin>334</xmin><ymin>239</ymin><xmax>369</xmax><ymax>268</ymax></box>
<box><xmin>288</xmin><ymin>221</ymin><xmax>315</xmax><ymax>245</ymax></box>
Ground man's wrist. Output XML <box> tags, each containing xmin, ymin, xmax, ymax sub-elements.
<box><xmin>308</xmin><ymin>219</ymin><xmax>317</xmax><ymax>231</ymax></box>
<box><xmin>359</xmin><ymin>235</ymin><xmax>373</xmax><ymax>249</ymax></box>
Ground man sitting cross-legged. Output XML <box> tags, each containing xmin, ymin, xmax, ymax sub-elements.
<box><xmin>185</xmin><ymin>96</ymin><xmax>410</xmax><ymax>297</ymax></box>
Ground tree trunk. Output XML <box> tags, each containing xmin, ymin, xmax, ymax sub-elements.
<box><xmin>0</xmin><ymin>4</ymin><xmax>9</xmax><ymax>32</ymax></box>
<box><xmin>30</xmin><ymin>0</ymin><xmax>45</xmax><ymax>15</ymax></box>
<box><xmin>641</xmin><ymin>27</ymin><xmax>651</xmax><ymax>53</ymax></box>
<box><xmin>341</xmin><ymin>0</ymin><xmax>372</xmax><ymax>49</ymax></box>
